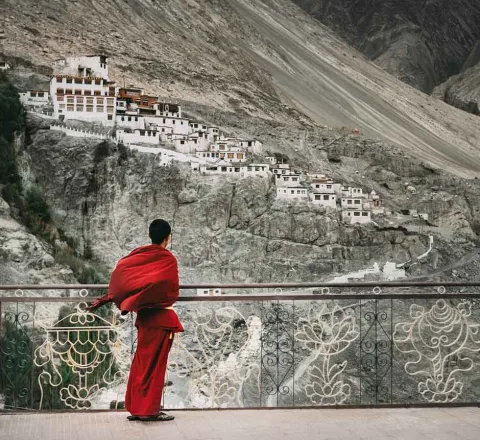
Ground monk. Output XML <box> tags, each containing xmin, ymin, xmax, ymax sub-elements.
<box><xmin>87</xmin><ymin>219</ymin><xmax>183</xmax><ymax>422</ymax></box>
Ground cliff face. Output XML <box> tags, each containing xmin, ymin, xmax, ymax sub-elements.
<box><xmin>293</xmin><ymin>0</ymin><xmax>480</xmax><ymax>94</ymax></box>
<box><xmin>17</xmin><ymin>115</ymin><xmax>480</xmax><ymax>284</ymax></box>
<box><xmin>0</xmin><ymin>195</ymin><xmax>75</xmax><ymax>285</ymax></box>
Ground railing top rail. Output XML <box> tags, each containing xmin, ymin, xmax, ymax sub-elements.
<box><xmin>0</xmin><ymin>281</ymin><xmax>480</xmax><ymax>290</ymax></box>
<box><xmin>1</xmin><ymin>293</ymin><xmax>480</xmax><ymax>302</ymax></box>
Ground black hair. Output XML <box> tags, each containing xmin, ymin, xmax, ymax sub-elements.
<box><xmin>149</xmin><ymin>219</ymin><xmax>172</xmax><ymax>245</ymax></box>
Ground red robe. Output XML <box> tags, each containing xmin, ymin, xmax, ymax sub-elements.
<box><xmin>88</xmin><ymin>245</ymin><xmax>183</xmax><ymax>416</ymax></box>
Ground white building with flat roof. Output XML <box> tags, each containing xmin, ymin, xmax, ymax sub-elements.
<box><xmin>311</xmin><ymin>181</ymin><xmax>335</xmax><ymax>193</ymax></box>
<box><xmin>242</xmin><ymin>164</ymin><xmax>271</xmax><ymax>178</ymax></box>
<box><xmin>200</xmin><ymin>162</ymin><xmax>243</xmax><ymax>176</ymax></box>
<box><xmin>310</xmin><ymin>192</ymin><xmax>337</xmax><ymax>208</ymax></box>
<box><xmin>144</xmin><ymin>115</ymin><xmax>189</xmax><ymax>135</ymax></box>
<box><xmin>276</xmin><ymin>174</ymin><xmax>302</xmax><ymax>187</ymax></box>
<box><xmin>342</xmin><ymin>210</ymin><xmax>371</xmax><ymax>224</ymax></box>
<box><xmin>53</xmin><ymin>55</ymin><xmax>109</xmax><ymax>78</ymax></box>
<box><xmin>276</xmin><ymin>187</ymin><xmax>308</xmax><ymax>200</ymax></box>
<box><xmin>115</xmin><ymin>114</ymin><xmax>145</xmax><ymax>130</ymax></box>
<box><xmin>116</xmin><ymin>129</ymin><xmax>160</xmax><ymax>145</ymax></box>
<box><xmin>19</xmin><ymin>90</ymin><xmax>50</xmax><ymax>110</ymax></box>
<box><xmin>340</xmin><ymin>197</ymin><xmax>371</xmax><ymax>210</ymax></box>
<box><xmin>50</xmin><ymin>56</ymin><xmax>116</xmax><ymax>126</ymax></box>
<box><xmin>341</xmin><ymin>187</ymin><xmax>365</xmax><ymax>198</ymax></box>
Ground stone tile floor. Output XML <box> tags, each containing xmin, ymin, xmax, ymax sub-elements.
<box><xmin>1</xmin><ymin>407</ymin><xmax>479</xmax><ymax>440</ymax></box>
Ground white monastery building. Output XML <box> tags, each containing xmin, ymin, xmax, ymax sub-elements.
<box><xmin>342</xmin><ymin>210</ymin><xmax>371</xmax><ymax>224</ymax></box>
<box><xmin>50</xmin><ymin>55</ymin><xmax>117</xmax><ymax>126</ymax></box>
<box><xmin>19</xmin><ymin>90</ymin><xmax>50</xmax><ymax>111</ymax></box>
<box><xmin>276</xmin><ymin>187</ymin><xmax>309</xmax><ymax>200</ymax></box>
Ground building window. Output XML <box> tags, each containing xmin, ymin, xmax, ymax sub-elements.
<box><xmin>128</xmin><ymin>117</ymin><xmax>132</xmax><ymax>122</ymax></box>
<box><xmin>140</xmin><ymin>132</ymin><xmax>145</xmax><ymax>136</ymax></box>
<box><xmin>121</xmin><ymin>117</ymin><xmax>125</xmax><ymax>121</ymax></box>
<box><xmin>221</xmin><ymin>167</ymin><xmax>227</xmax><ymax>172</ymax></box>
<box><xmin>86</xmin><ymin>106</ymin><xmax>94</xmax><ymax>112</ymax></box>
<box><xmin>235</xmin><ymin>168</ymin><xmax>240</xmax><ymax>172</ymax></box>
<box><xmin>75</xmin><ymin>106</ymin><xmax>83</xmax><ymax>112</ymax></box>
<box><xmin>323</xmin><ymin>195</ymin><xmax>329</xmax><ymax>200</ymax></box>
<box><xmin>180</xmin><ymin>140</ymin><xmax>185</xmax><ymax>144</ymax></box>
<box><xmin>67</xmin><ymin>106</ymin><xmax>74</xmax><ymax>112</ymax></box>
<box><xmin>347</xmin><ymin>200</ymin><xmax>352</xmax><ymax>205</ymax></box>
<box><xmin>354</xmin><ymin>200</ymin><xmax>361</xmax><ymax>205</ymax></box>
<box><xmin>327</xmin><ymin>185</ymin><xmax>332</xmax><ymax>189</ymax></box>
<box><xmin>291</xmin><ymin>190</ymin><xmax>294</xmax><ymax>194</ymax></box>
<box><xmin>315</xmin><ymin>195</ymin><xmax>320</xmax><ymax>200</ymax></box>
<box><xmin>362</xmin><ymin>212</ymin><xmax>368</xmax><ymax>216</ymax></box>
<box><xmin>173</xmin><ymin>120</ymin><xmax>175</xmax><ymax>124</ymax></box>
<box><xmin>96</xmin><ymin>107</ymin><xmax>103</xmax><ymax>112</ymax></box>
<box><xmin>354</xmin><ymin>212</ymin><xmax>360</xmax><ymax>216</ymax></box>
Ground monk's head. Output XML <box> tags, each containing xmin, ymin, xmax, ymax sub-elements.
<box><xmin>149</xmin><ymin>219</ymin><xmax>172</xmax><ymax>248</ymax></box>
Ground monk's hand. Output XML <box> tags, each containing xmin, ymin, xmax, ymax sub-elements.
<box><xmin>85</xmin><ymin>298</ymin><xmax>104</xmax><ymax>312</ymax></box>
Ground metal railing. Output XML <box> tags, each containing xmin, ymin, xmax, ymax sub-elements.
<box><xmin>1</xmin><ymin>282</ymin><xmax>480</xmax><ymax>411</ymax></box>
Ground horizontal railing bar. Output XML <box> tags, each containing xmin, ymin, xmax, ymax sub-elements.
<box><xmin>1</xmin><ymin>402</ymin><xmax>479</xmax><ymax>414</ymax></box>
<box><xmin>1</xmin><ymin>281</ymin><xmax>480</xmax><ymax>290</ymax></box>
<box><xmin>2</xmin><ymin>293</ymin><xmax>480</xmax><ymax>302</ymax></box>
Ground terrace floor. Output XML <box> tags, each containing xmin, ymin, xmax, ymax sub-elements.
<box><xmin>1</xmin><ymin>407</ymin><xmax>480</xmax><ymax>440</ymax></box>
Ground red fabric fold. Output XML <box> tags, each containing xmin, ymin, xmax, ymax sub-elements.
<box><xmin>88</xmin><ymin>244</ymin><xmax>183</xmax><ymax>332</ymax></box>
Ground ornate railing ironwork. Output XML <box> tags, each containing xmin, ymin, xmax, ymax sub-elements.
<box><xmin>1</xmin><ymin>282</ymin><xmax>480</xmax><ymax>411</ymax></box>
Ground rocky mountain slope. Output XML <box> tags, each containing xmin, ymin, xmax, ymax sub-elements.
<box><xmin>1</xmin><ymin>0</ymin><xmax>480</xmax><ymax>177</ymax></box>
<box><xmin>293</xmin><ymin>0</ymin><xmax>480</xmax><ymax>94</ymax></box>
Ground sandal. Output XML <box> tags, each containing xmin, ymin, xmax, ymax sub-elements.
<box><xmin>127</xmin><ymin>412</ymin><xmax>174</xmax><ymax>422</ymax></box>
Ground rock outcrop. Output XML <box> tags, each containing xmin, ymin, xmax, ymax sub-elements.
<box><xmin>0</xmin><ymin>195</ymin><xmax>75</xmax><ymax>285</ymax></box>
<box><xmin>432</xmin><ymin>64</ymin><xmax>480</xmax><ymax>116</ymax></box>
